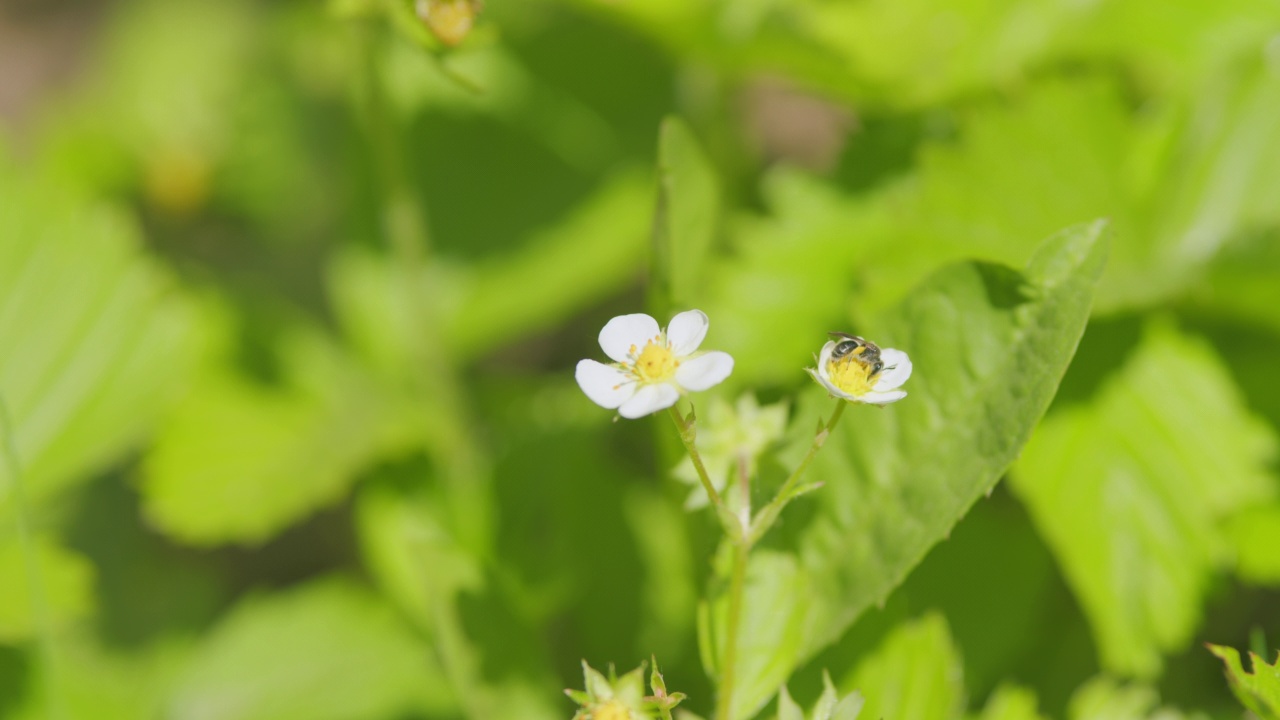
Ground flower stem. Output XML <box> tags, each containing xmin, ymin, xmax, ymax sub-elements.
<box><xmin>747</xmin><ymin>400</ymin><xmax>847</xmax><ymax>545</ymax></box>
<box><xmin>714</xmin><ymin>538</ymin><xmax>749</xmax><ymax>720</ymax></box>
<box><xmin>1</xmin><ymin>397</ymin><xmax>64</xmax><ymax>720</ymax></box>
<box><xmin>709</xmin><ymin>401</ymin><xmax>849</xmax><ymax>718</ymax></box>
<box><xmin>667</xmin><ymin>406</ymin><xmax>742</xmax><ymax>540</ymax></box>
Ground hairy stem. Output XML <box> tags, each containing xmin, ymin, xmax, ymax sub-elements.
<box><xmin>714</xmin><ymin>539</ymin><xmax>750</xmax><ymax>720</ymax></box>
<box><xmin>748</xmin><ymin>400</ymin><xmax>846</xmax><ymax>545</ymax></box>
<box><xmin>668</xmin><ymin>406</ymin><xmax>741</xmax><ymax>540</ymax></box>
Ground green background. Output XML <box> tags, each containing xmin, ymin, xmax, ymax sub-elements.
<box><xmin>2</xmin><ymin>0</ymin><xmax>1279</xmax><ymax>718</ymax></box>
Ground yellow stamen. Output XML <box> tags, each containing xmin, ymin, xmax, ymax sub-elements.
<box><xmin>827</xmin><ymin>356</ymin><xmax>875</xmax><ymax>396</ymax></box>
<box><xmin>633</xmin><ymin>340</ymin><xmax>678</xmax><ymax>382</ymax></box>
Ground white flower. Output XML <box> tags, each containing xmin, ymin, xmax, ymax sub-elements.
<box><xmin>806</xmin><ymin>338</ymin><xmax>912</xmax><ymax>405</ymax></box>
<box><xmin>575</xmin><ymin>309</ymin><xmax>735</xmax><ymax>419</ymax></box>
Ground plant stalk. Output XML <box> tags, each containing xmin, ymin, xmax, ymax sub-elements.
<box><xmin>668</xmin><ymin>406</ymin><xmax>741</xmax><ymax>539</ymax></box>
<box><xmin>714</xmin><ymin>538</ymin><xmax>750</xmax><ymax>720</ymax></box>
<box><xmin>748</xmin><ymin>401</ymin><xmax>847</xmax><ymax>546</ymax></box>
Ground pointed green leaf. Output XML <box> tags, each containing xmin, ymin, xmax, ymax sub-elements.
<box><xmin>140</xmin><ymin>306</ymin><xmax>417</xmax><ymax>546</ymax></box>
<box><xmin>843</xmin><ymin>613</ymin><xmax>964</xmax><ymax>720</ymax></box>
<box><xmin>1208</xmin><ymin>644</ymin><xmax>1280</xmax><ymax>719</ymax></box>
<box><xmin>830</xmin><ymin>693</ymin><xmax>865</xmax><ymax>720</ymax></box>
<box><xmin>727</xmin><ymin>222</ymin><xmax>1106</xmax><ymax>717</ymax></box>
<box><xmin>1011</xmin><ymin>323</ymin><xmax>1277</xmax><ymax>676</ymax></box>
<box><xmin>650</xmin><ymin>655</ymin><xmax>668</xmax><ymax>695</ymax></box>
<box><xmin>584</xmin><ymin>661</ymin><xmax>614</xmax><ymax>700</ymax></box>
<box><xmin>775</xmin><ymin>674</ymin><xmax>863</xmax><ymax>720</ymax></box>
<box><xmin>0</xmin><ymin>161</ymin><xmax>193</xmax><ymax>508</ymax></box>
<box><xmin>165</xmin><ymin>577</ymin><xmax>457</xmax><ymax>720</ymax></box>
<box><xmin>354</xmin><ymin>479</ymin><xmax>561</xmax><ymax>720</ymax></box>
<box><xmin>777</xmin><ymin>685</ymin><xmax>804</xmax><ymax>720</ymax></box>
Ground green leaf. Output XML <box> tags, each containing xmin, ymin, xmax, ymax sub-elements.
<box><xmin>727</xmin><ymin>222</ymin><xmax>1106</xmax><ymax>717</ymax></box>
<box><xmin>777</xmin><ymin>671</ymin><xmax>864</xmax><ymax>720</ymax></box>
<box><xmin>1050</xmin><ymin>0</ymin><xmax>1280</xmax><ymax>99</ymax></box>
<box><xmin>1184</xmin><ymin>228</ymin><xmax>1280</xmax><ymax>334</ymax></box>
<box><xmin>0</xmin><ymin>162</ymin><xmax>193</xmax><ymax>507</ymax></box>
<box><xmin>1208</xmin><ymin>644</ymin><xmax>1280</xmax><ymax>720</ymax></box>
<box><xmin>1147</xmin><ymin>57</ymin><xmax>1280</xmax><ymax>280</ymax></box>
<box><xmin>841</xmin><ymin>613</ymin><xmax>964</xmax><ymax>720</ymax></box>
<box><xmin>442</xmin><ymin>168</ymin><xmax>653</xmax><ymax>358</ymax></box>
<box><xmin>328</xmin><ymin>170</ymin><xmax>652</xmax><ymax>367</ymax></box>
<box><xmin>0</xmin><ymin>534</ymin><xmax>95</xmax><ymax>643</ymax></box>
<box><xmin>843</xmin><ymin>69</ymin><xmax>1280</xmax><ymax>318</ymax></box>
<box><xmin>889</xmin><ymin>490</ymin><xmax>1065</xmax><ymax>699</ymax></box>
<box><xmin>1067</xmin><ymin>678</ymin><xmax>1160</xmax><ymax>720</ymax></box>
<box><xmin>708</xmin><ymin>550</ymin><xmax>810</xmax><ymax>717</ymax></box>
<box><xmin>1010</xmin><ymin>323</ymin><xmax>1277</xmax><ymax>676</ymax></box>
<box><xmin>820</xmin><ymin>672</ymin><xmax>865</xmax><ymax>720</ymax></box>
<box><xmin>1065</xmin><ymin>677</ymin><xmax>1207</xmax><ymax>720</ymax></box>
<box><xmin>701</xmin><ymin>170</ymin><xmax>887</xmax><ymax>386</ymax></box>
<box><xmin>973</xmin><ymin>685</ymin><xmax>1047</xmax><ymax>720</ymax></box>
<box><xmin>839</xmin><ymin>78</ymin><xmax>1162</xmax><ymax>317</ymax></box>
<box><xmin>354</xmin><ymin>478</ymin><xmax>563</xmax><ymax>720</ymax></box>
<box><xmin>1226</xmin><ymin>504</ymin><xmax>1280</xmax><ymax>585</ymax></box>
<box><xmin>651</xmin><ymin>117</ymin><xmax>720</xmax><ymax>314</ymax></box>
<box><xmin>165</xmin><ymin>577</ymin><xmax>457</xmax><ymax>720</ymax></box>
<box><xmin>777</xmin><ymin>684</ymin><xmax>805</xmax><ymax>720</ymax></box>
<box><xmin>140</xmin><ymin>305</ymin><xmax>417</xmax><ymax>545</ymax></box>
<box><xmin>8</xmin><ymin>632</ymin><xmax>193</xmax><ymax>720</ymax></box>
<box><xmin>796</xmin><ymin>2</ymin><xmax>1070</xmax><ymax>109</ymax></box>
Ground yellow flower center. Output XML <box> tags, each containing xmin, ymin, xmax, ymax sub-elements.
<box><xmin>827</xmin><ymin>356</ymin><xmax>875</xmax><ymax>396</ymax></box>
<box><xmin>592</xmin><ymin>700</ymin><xmax>632</xmax><ymax>720</ymax></box>
<box><xmin>631</xmin><ymin>338</ymin><xmax>679</xmax><ymax>383</ymax></box>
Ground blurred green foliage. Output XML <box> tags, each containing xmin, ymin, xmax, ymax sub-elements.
<box><xmin>1</xmin><ymin>0</ymin><xmax>1278</xmax><ymax>718</ymax></box>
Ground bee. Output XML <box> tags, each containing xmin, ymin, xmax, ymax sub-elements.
<box><xmin>829</xmin><ymin>331</ymin><xmax>885</xmax><ymax>377</ymax></box>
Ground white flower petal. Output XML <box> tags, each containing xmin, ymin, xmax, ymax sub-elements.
<box><xmin>618</xmin><ymin>383</ymin><xmax>680</xmax><ymax>419</ymax></box>
<box><xmin>814</xmin><ymin>341</ymin><xmax>837</xmax><ymax>382</ymax></box>
<box><xmin>575</xmin><ymin>359</ymin><xmax>636</xmax><ymax>409</ymax></box>
<box><xmin>861</xmin><ymin>389</ymin><xmax>908</xmax><ymax>405</ymax></box>
<box><xmin>598</xmin><ymin>313</ymin><xmax>661</xmax><ymax>363</ymax></box>
<box><xmin>675</xmin><ymin>351</ymin><xmax>734</xmax><ymax>391</ymax></box>
<box><xmin>666</xmin><ymin>309</ymin><xmax>709</xmax><ymax>356</ymax></box>
<box><xmin>803</xmin><ymin>363</ymin><xmax>834</xmax><ymax>392</ymax></box>
<box><xmin>807</xmin><ymin>365</ymin><xmax>856</xmax><ymax>401</ymax></box>
<box><xmin>873</xmin><ymin>348</ymin><xmax>913</xmax><ymax>391</ymax></box>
